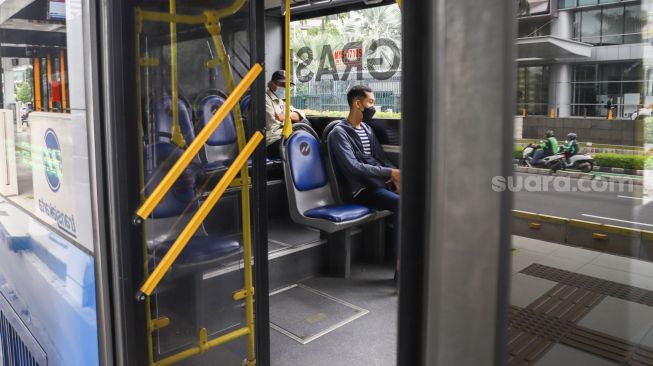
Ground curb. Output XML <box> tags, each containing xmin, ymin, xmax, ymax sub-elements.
<box><xmin>514</xmin><ymin>166</ymin><xmax>642</xmax><ymax>186</ymax></box>
<box><xmin>593</xmin><ymin>166</ymin><xmax>645</xmax><ymax>176</ymax></box>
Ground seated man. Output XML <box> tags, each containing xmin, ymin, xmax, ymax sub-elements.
<box><xmin>562</xmin><ymin>132</ymin><xmax>578</xmax><ymax>163</ymax></box>
<box><xmin>328</xmin><ymin>85</ymin><xmax>401</xmax><ymax>277</ymax></box>
<box><xmin>265</xmin><ymin>70</ymin><xmax>306</xmax><ymax>159</ymax></box>
<box><xmin>531</xmin><ymin>130</ymin><xmax>559</xmax><ymax>166</ymax></box>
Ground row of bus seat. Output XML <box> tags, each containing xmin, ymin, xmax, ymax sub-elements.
<box><xmin>143</xmin><ymin>92</ymin><xmax>253</xmax><ymax>279</ymax></box>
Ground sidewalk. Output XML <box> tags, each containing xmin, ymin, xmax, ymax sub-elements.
<box><xmin>510</xmin><ymin>235</ymin><xmax>653</xmax><ymax>365</ymax></box>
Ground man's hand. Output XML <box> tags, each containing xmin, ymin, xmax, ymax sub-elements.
<box><xmin>390</xmin><ymin>168</ymin><xmax>401</xmax><ymax>193</ymax></box>
<box><xmin>275</xmin><ymin>112</ymin><xmax>284</xmax><ymax>122</ymax></box>
<box><xmin>290</xmin><ymin>111</ymin><xmax>302</xmax><ymax>122</ymax></box>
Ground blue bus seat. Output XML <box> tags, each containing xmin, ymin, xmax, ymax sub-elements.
<box><xmin>194</xmin><ymin>93</ymin><xmax>282</xmax><ymax>185</ymax></box>
<box><xmin>152</xmin><ymin>96</ymin><xmax>196</xmax><ymax>146</ymax></box>
<box><xmin>144</xmin><ymin>142</ymin><xmax>241</xmax><ymax>274</ymax></box>
<box><xmin>281</xmin><ymin>123</ymin><xmax>375</xmax><ymax>233</ymax></box>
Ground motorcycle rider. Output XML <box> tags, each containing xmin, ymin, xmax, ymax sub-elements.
<box><xmin>530</xmin><ymin>130</ymin><xmax>559</xmax><ymax>167</ymax></box>
<box><xmin>562</xmin><ymin>132</ymin><xmax>578</xmax><ymax>163</ymax></box>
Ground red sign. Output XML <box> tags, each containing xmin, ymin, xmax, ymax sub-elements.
<box><xmin>334</xmin><ymin>47</ymin><xmax>362</xmax><ymax>67</ymax></box>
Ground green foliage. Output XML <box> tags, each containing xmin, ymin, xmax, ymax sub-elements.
<box><xmin>15</xmin><ymin>81</ymin><xmax>32</xmax><ymax>104</ymax></box>
<box><xmin>515</xmin><ymin>146</ymin><xmax>524</xmax><ymax>159</ymax></box>
<box><xmin>303</xmin><ymin>109</ymin><xmax>401</xmax><ymax>119</ymax></box>
<box><xmin>594</xmin><ymin>153</ymin><xmax>650</xmax><ymax>170</ymax></box>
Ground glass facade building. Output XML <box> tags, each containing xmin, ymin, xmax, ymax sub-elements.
<box><xmin>518</xmin><ymin>0</ymin><xmax>649</xmax><ymax>118</ymax></box>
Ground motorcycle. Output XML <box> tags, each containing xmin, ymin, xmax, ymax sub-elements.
<box><xmin>520</xmin><ymin>143</ymin><xmax>595</xmax><ymax>173</ymax></box>
<box><xmin>560</xmin><ymin>147</ymin><xmax>594</xmax><ymax>173</ymax></box>
<box><xmin>519</xmin><ymin>143</ymin><xmax>566</xmax><ymax>172</ymax></box>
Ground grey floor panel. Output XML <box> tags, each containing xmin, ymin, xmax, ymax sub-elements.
<box><xmin>510</xmin><ymin>273</ymin><xmax>558</xmax><ymax>308</ymax></box>
<box><xmin>267</xmin><ymin>241</ymin><xmax>288</xmax><ymax>253</ymax></box>
<box><xmin>268</xmin><ymin>218</ymin><xmax>320</xmax><ymax>247</ymax></box>
<box><xmin>578</xmin><ymin>296</ymin><xmax>653</xmax><ymax>344</ymax></box>
<box><xmin>269</xmin><ymin>284</ymin><xmax>368</xmax><ymax>344</ymax></box>
<box><xmin>534</xmin><ymin>344</ymin><xmax>618</xmax><ymax>366</ymax></box>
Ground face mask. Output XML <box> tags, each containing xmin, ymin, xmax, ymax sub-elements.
<box><xmin>275</xmin><ymin>87</ymin><xmax>286</xmax><ymax>100</ymax></box>
<box><xmin>362</xmin><ymin>106</ymin><xmax>376</xmax><ymax>123</ymax></box>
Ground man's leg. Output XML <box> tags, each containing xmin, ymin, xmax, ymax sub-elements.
<box><xmin>353</xmin><ymin>188</ymin><xmax>400</xmax><ymax>276</ymax></box>
<box><xmin>352</xmin><ymin>187</ymin><xmax>399</xmax><ymax>213</ymax></box>
<box><xmin>531</xmin><ymin>149</ymin><xmax>544</xmax><ymax>166</ymax></box>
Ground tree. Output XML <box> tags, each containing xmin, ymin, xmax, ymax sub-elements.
<box><xmin>15</xmin><ymin>81</ymin><xmax>32</xmax><ymax>104</ymax></box>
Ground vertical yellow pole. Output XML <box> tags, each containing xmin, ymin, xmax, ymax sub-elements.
<box><xmin>134</xmin><ymin>10</ymin><xmax>155</xmax><ymax>365</ymax></box>
<box><xmin>282</xmin><ymin>0</ymin><xmax>292</xmax><ymax>138</ymax></box>
<box><xmin>33</xmin><ymin>58</ymin><xmax>41</xmax><ymax>112</ymax></box>
<box><xmin>205</xmin><ymin>11</ymin><xmax>255</xmax><ymax>364</ymax></box>
<box><xmin>60</xmin><ymin>50</ymin><xmax>67</xmax><ymax>112</ymax></box>
<box><xmin>169</xmin><ymin>0</ymin><xmax>186</xmax><ymax>148</ymax></box>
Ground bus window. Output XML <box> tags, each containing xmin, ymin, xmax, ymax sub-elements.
<box><xmin>0</xmin><ymin>0</ymin><xmax>101</xmax><ymax>365</ymax></box>
<box><xmin>290</xmin><ymin>4</ymin><xmax>401</xmax><ymax>119</ymax></box>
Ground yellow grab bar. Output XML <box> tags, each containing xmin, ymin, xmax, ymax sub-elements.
<box><xmin>133</xmin><ymin>63</ymin><xmax>263</xmax><ymax>224</ymax></box>
<box><xmin>137</xmin><ymin>131</ymin><xmax>264</xmax><ymax>298</ymax></box>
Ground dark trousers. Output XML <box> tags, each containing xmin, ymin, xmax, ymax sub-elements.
<box><xmin>353</xmin><ymin>187</ymin><xmax>400</xmax><ymax>259</ymax></box>
<box><xmin>266</xmin><ymin>140</ymin><xmax>282</xmax><ymax>159</ymax></box>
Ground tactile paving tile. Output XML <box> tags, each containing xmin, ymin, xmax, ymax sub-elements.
<box><xmin>521</xmin><ymin>264</ymin><xmax>653</xmax><ymax>307</ymax></box>
<box><xmin>508</xmin><ymin>264</ymin><xmax>653</xmax><ymax>365</ymax></box>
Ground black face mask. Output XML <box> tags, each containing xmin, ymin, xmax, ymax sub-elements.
<box><xmin>362</xmin><ymin>106</ymin><xmax>376</xmax><ymax>123</ymax></box>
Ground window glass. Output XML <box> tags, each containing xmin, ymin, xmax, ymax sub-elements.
<box><xmin>624</xmin><ymin>4</ymin><xmax>645</xmax><ymax>44</ymax></box>
<box><xmin>580</xmin><ymin>8</ymin><xmax>602</xmax><ymax>44</ymax></box>
<box><xmin>578</xmin><ymin>0</ymin><xmax>598</xmax><ymax>6</ymax></box>
<box><xmin>558</xmin><ymin>0</ymin><xmax>577</xmax><ymax>9</ymax></box>
<box><xmin>601</xmin><ymin>6</ymin><xmax>624</xmax><ymax>45</ymax></box>
<box><xmin>0</xmin><ymin>0</ymin><xmax>96</xmax><ymax>251</ymax></box>
<box><xmin>289</xmin><ymin>4</ymin><xmax>402</xmax><ymax>118</ymax></box>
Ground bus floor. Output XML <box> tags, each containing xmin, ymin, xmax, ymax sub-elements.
<box><xmin>510</xmin><ymin>235</ymin><xmax>653</xmax><ymax>366</ymax></box>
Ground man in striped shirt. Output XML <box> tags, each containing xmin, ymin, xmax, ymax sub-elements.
<box><xmin>327</xmin><ymin>85</ymin><xmax>401</xmax><ymax>252</ymax></box>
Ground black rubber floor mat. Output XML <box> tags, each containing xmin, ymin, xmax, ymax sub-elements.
<box><xmin>269</xmin><ymin>284</ymin><xmax>368</xmax><ymax>344</ymax></box>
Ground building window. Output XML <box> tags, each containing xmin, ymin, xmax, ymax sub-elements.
<box><xmin>601</xmin><ymin>6</ymin><xmax>624</xmax><ymax>45</ymax></box>
<box><xmin>572</xmin><ymin>62</ymin><xmax>646</xmax><ymax>117</ymax></box>
<box><xmin>580</xmin><ymin>8</ymin><xmax>602</xmax><ymax>44</ymax></box>
<box><xmin>517</xmin><ymin>66</ymin><xmax>549</xmax><ymax>115</ymax></box>
<box><xmin>574</xmin><ymin>4</ymin><xmax>645</xmax><ymax>45</ymax></box>
<box><xmin>559</xmin><ymin>0</ymin><xmax>577</xmax><ymax>9</ymax></box>
<box><xmin>578</xmin><ymin>0</ymin><xmax>598</xmax><ymax>6</ymax></box>
<box><xmin>624</xmin><ymin>4</ymin><xmax>645</xmax><ymax>44</ymax></box>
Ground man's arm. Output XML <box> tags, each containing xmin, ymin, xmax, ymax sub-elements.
<box><xmin>289</xmin><ymin>106</ymin><xmax>306</xmax><ymax>122</ymax></box>
<box><xmin>369</xmin><ymin>127</ymin><xmax>396</xmax><ymax>168</ymax></box>
<box><xmin>328</xmin><ymin>127</ymin><xmax>393</xmax><ymax>179</ymax></box>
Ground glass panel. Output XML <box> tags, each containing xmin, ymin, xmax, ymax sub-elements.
<box><xmin>581</xmin><ymin>8</ymin><xmax>602</xmax><ymax>44</ymax></box>
<box><xmin>578</xmin><ymin>0</ymin><xmax>598</xmax><ymax>5</ymax></box>
<box><xmin>290</xmin><ymin>4</ymin><xmax>402</xmax><ymax>118</ymax></box>
<box><xmin>517</xmin><ymin>0</ymin><xmax>551</xmax><ymax>16</ymax></box>
<box><xmin>0</xmin><ymin>0</ymin><xmax>96</xmax><ymax>251</ymax></box>
<box><xmin>573</xmin><ymin>11</ymin><xmax>582</xmax><ymax>40</ymax></box>
<box><xmin>558</xmin><ymin>0</ymin><xmax>577</xmax><ymax>9</ymax></box>
<box><xmin>601</xmin><ymin>5</ymin><xmax>624</xmax><ymax>45</ymax></box>
<box><xmin>624</xmin><ymin>4</ymin><xmax>645</xmax><ymax>44</ymax></box>
<box><xmin>599</xmin><ymin>0</ymin><xmax>620</xmax><ymax>3</ymax></box>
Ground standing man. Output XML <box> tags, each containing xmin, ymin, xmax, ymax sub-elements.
<box><xmin>265</xmin><ymin>70</ymin><xmax>307</xmax><ymax>159</ymax></box>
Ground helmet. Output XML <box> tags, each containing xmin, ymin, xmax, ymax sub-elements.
<box><xmin>567</xmin><ymin>132</ymin><xmax>577</xmax><ymax>140</ymax></box>
<box><xmin>545</xmin><ymin>130</ymin><xmax>555</xmax><ymax>138</ymax></box>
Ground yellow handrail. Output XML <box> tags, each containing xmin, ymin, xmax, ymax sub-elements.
<box><xmin>282</xmin><ymin>0</ymin><xmax>292</xmax><ymax>138</ymax></box>
<box><xmin>137</xmin><ymin>131</ymin><xmax>264</xmax><ymax>298</ymax></box>
<box><xmin>133</xmin><ymin>63</ymin><xmax>263</xmax><ymax>223</ymax></box>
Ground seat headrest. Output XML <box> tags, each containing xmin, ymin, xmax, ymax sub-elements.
<box><xmin>287</xmin><ymin>131</ymin><xmax>328</xmax><ymax>192</ymax></box>
<box><xmin>144</xmin><ymin>142</ymin><xmax>198</xmax><ymax>218</ymax></box>
<box><xmin>197</xmin><ymin>95</ymin><xmax>237</xmax><ymax>146</ymax></box>
<box><xmin>321</xmin><ymin>120</ymin><xmax>342</xmax><ymax>141</ymax></box>
<box><xmin>153</xmin><ymin>96</ymin><xmax>195</xmax><ymax>145</ymax></box>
